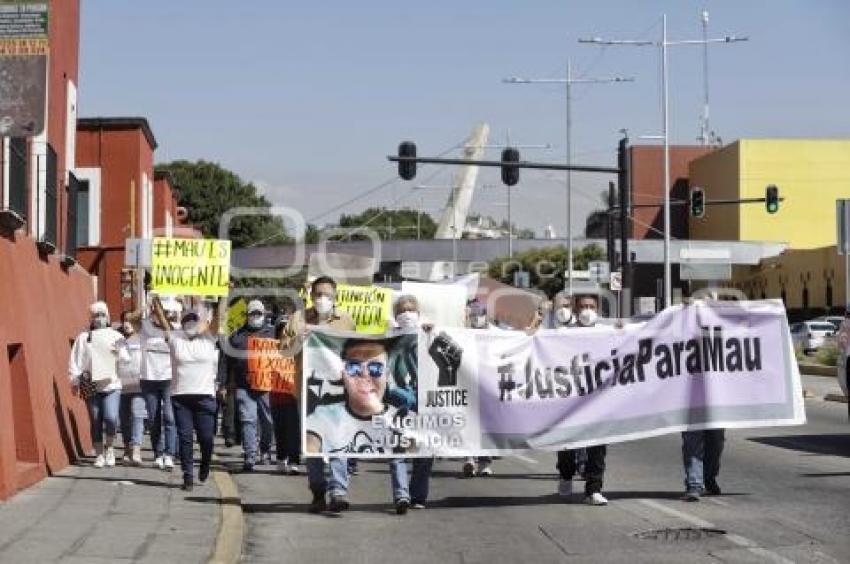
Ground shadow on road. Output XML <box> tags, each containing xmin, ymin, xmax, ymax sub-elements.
<box><xmin>749</xmin><ymin>434</ymin><xmax>850</xmax><ymax>458</ymax></box>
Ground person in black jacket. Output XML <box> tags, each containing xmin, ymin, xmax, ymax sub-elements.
<box><xmin>225</xmin><ymin>300</ymin><xmax>277</xmax><ymax>471</ymax></box>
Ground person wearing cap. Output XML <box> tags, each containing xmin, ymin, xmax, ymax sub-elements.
<box><xmin>151</xmin><ymin>296</ymin><xmax>221</xmax><ymax>491</ymax></box>
<box><xmin>270</xmin><ymin>299</ymin><xmax>301</xmax><ymax>474</ymax></box>
<box><xmin>224</xmin><ymin>299</ymin><xmax>277</xmax><ymax>471</ymax></box>
<box><xmin>68</xmin><ymin>301</ymin><xmax>124</xmax><ymax>468</ymax></box>
<box><xmin>126</xmin><ymin>294</ymin><xmax>181</xmax><ymax>471</ymax></box>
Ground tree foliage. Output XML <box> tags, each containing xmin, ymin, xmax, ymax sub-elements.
<box><xmin>488</xmin><ymin>244</ymin><xmax>605</xmax><ymax>297</ymax></box>
<box><xmin>155</xmin><ymin>160</ymin><xmax>289</xmax><ymax>247</ymax></box>
<box><xmin>338</xmin><ymin>207</ymin><xmax>438</xmax><ymax>240</ymax></box>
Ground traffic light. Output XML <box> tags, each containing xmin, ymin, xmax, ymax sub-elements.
<box><xmin>765</xmin><ymin>185</ymin><xmax>779</xmax><ymax>214</ymax></box>
<box><xmin>689</xmin><ymin>187</ymin><xmax>705</xmax><ymax>218</ymax></box>
<box><xmin>501</xmin><ymin>147</ymin><xmax>520</xmax><ymax>186</ymax></box>
<box><xmin>398</xmin><ymin>141</ymin><xmax>417</xmax><ymax>180</ymax></box>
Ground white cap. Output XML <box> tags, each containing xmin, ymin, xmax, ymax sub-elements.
<box><xmin>247</xmin><ymin>300</ymin><xmax>266</xmax><ymax>315</ymax></box>
<box><xmin>160</xmin><ymin>296</ymin><xmax>183</xmax><ymax>314</ymax></box>
<box><xmin>89</xmin><ymin>301</ymin><xmax>109</xmax><ymax>317</ymax></box>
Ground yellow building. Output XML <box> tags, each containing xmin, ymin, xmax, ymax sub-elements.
<box><xmin>689</xmin><ymin>139</ymin><xmax>850</xmax><ymax>313</ymax></box>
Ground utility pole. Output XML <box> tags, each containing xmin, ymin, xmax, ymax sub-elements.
<box><xmin>503</xmin><ymin>61</ymin><xmax>633</xmax><ymax>297</ymax></box>
<box><xmin>581</xmin><ymin>16</ymin><xmax>747</xmax><ymax>308</ymax></box>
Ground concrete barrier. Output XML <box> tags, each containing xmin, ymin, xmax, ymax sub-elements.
<box><xmin>798</xmin><ymin>363</ymin><xmax>838</xmax><ymax>377</ymax></box>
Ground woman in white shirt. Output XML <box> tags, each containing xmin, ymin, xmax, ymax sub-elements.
<box><xmin>152</xmin><ymin>297</ymin><xmax>220</xmax><ymax>492</ymax></box>
<box><xmin>117</xmin><ymin>312</ymin><xmax>146</xmax><ymax>466</ymax></box>
<box><xmin>68</xmin><ymin>302</ymin><xmax>123</xmax><ymax>468</ymax></box>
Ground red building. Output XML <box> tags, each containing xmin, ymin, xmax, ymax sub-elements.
<box><xmin>0</xmin><ymin>0</ymin><xmax>94</xmax><ymax>500</ymax></box>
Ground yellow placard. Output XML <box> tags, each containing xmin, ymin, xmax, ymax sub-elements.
<box><xmin>305</xmin><ymin>283</ymin><xmax>393</xmax><ymax>334</ymax></box>
<box><xmin>225</xmin><ymin>298</ymin><xmax>247</xmax><ymax>335</ymax></box>
<box><xmin>150</xmin><ymin>237</ymin><xmax>231</xmax><ymax>297</ymax></box>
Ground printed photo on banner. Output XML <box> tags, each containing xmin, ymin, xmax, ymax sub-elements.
<box><xmin>150</xmin><ymin>237</ymin><xmax>231</xmax><ymax>297</ymax></box>
<box><xmin>302</xmin><ymin>330</ymin><xmax>419</xmax><ymax>457</ymax></box>
<box><xmin>246</xmin><ymin>336</ymin><xmax>296</xmax><ymax>394</ymax></box>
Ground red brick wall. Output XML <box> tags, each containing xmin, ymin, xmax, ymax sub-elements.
<box><xmin>629</xmin><ymin>145</ymin><xmax>713</xmax><ymax>240</ymax></box>
<box><xmin>0</xmin><ymin>231</ymin><xmax>94</xmax><ymax>500</ymax></box>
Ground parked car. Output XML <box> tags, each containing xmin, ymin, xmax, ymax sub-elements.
<box><xmin>790</xmin><ymin>321</ymin><xmax>836</xmax><ymax>354</ymax></box>
<box><xmin>834</xmin><ymin>318</ymin><xmax>849</xmax><ymax>411</ymax></box>
<box><xmin>813</xmin><ymin>315</ymin><xmax>845</xmax><ymax>331</ymax></box>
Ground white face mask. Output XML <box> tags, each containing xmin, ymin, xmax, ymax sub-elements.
<box><xmin>472</xmin><ymin>315</ymin><xmax>487</xmax><ymax>329</ymax></box>
<box><xmin>314</xmin><ymin>296</ymin><xmax>334</xmax><ymax>316</ymax></box>
<box><xmin>578</xmin><ymin>308</ymin><xmax>598</xmax><ymax>327</ymax></box>
<box><xmin>248</xmin><ymin>315</ymin><xmax>264</xmax><ymax>329</ymax></box>
<box><xmin>182</xmin><ymin>322</ymin><xmax>199</xmax><ymax>337</ymax></box>
<box><xmin>396</xmin><ymin>311</ymin><xmax>419</xmax><ymax>329</ymax></box>
<box><xmin>555</xmin><ymin>307</ymin><xmax>573</xmax><ymax>325</ymax></box>
<box><xmin>91</xmin><ymin>315</ymin><xmax>108</xmax><ymax>329</ymax></box>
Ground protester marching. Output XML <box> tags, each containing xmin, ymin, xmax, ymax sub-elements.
<box><xmin>65</xmin><ymin>237</ymin><xmax>805</xmax><ymax>521</ymax></box>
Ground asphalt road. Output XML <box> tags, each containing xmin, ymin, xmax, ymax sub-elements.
<box><xmin>229</xmin><ymin>377</ymin><xmax>849</xmax><ymax>564</ymax></box>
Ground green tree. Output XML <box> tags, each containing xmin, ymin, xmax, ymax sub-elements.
<box><xmin>338</xmin><ymin>207</ymin><xmax>437</xmax><ymax>240</ymax></box>
<box><xmin>155</xmin><ymin>160</ymin><xmax>289</xmax><ymax>247</ymax></box>
<box><xmin>488</xmin><ymin>244</ymin><xmax>605</xmax><ymax>297</ymax></box>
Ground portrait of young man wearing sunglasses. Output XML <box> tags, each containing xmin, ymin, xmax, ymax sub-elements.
<box><xmin>305</xmin><ymin>338</ymin><xmax>400</xmax><ymax>455</ymax></box>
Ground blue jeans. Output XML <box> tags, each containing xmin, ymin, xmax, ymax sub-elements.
<box><xmin>141</xmin><ymin>380</ymin><xmax>177</xmax><ymax>458</ymax></box>
<box><xmin>119</xmin><ymin>393</ymin><xmax>147</xmax><ymax>447</ymax></box>
<box><xmin>86</xmin><ymin>390</ymin><xmax>121</xmax><ymax>445</ymax></box>
<box><xmin>307</xmin><ymin>457</ymin><xmax>349</xmax><ymax>497</ymax></box>
<box><xmin>172</xmin><ymin>394</ymin><xmax>217</xmax><ymax>483</ymax></box>
<box><xmin>236</xmin><ymin>388</ymin><xmax>273</xmax><ymax>464</ymax></box>
<box><xmin>682</xmin><ymin>429</ymin><xmax>725</xmax><ymax>492</ymax></box>
<box><xmin>389</xmin><ymin>458</ymin><xmax>434</xmax><ymax>503</ymax></box>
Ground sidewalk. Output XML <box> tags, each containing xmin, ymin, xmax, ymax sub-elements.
<box><xmin>0</xmin><ymin>453</ymin><xmax>221</xmax><ymax>563</ymax></box>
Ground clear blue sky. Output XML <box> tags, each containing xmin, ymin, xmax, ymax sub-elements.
<box><xmin>80</xmin><ymin>0</ymin><xmax>850</xmax><ymax>236</ymax></box>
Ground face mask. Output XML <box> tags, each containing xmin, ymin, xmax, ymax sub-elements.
<box><xmin>578</xmin><ymin>308</ymin><xmax>598</xmax><ymax>327</ymax></box>
<box><xmin>248</xmin><ymin>315</ymin><xmax>264</xmax><ymax>329</ymax></box>
<box><xmin>314</xmin><ymin>296</ymin><xmax>334</xmax><ymax>316</ymax></box>
<box><xmin>121</xmin><ymin>323</ymin><xmax>134</xmax><ymax>336</ymax></box>
<box><xmin>555</xmin><ymin>307</ymin><xmax>573</xmax><ymax>325</ymax></box>
<box><xmin>91</xmin><ymin>316</ymin><xmax>108</xmax><ymax>330</ymax></box>
<box><xmin>472</xmin><ymin>315</ymin><xmax>487</xmax><ymax>329</ymax></box>
<box><xmin>182</xmin><ymin>322</ymin><xmax>199</xmax><ymax>337</ymax></box>
<box><xmin>396</xmin><ymin>311</ymin><xmax>419</xmax><ymax>329</ymax></box>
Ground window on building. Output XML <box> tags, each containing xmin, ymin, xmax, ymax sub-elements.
<box><xmin>67</xmin><ymin>173</ymin><xmax>88</xmax><ymax>252</ymax></box>
<box><xmin>8</xmin><ymin>137</ymin><xmax>27</xmax><ymax>218</ymax></box>
<box><xmin>43</xmin><ymin>144</ymin><xmax>57</xmax><ymax>246</ymax></box>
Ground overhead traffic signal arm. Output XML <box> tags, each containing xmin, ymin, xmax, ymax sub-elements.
<box><xmin>389</xmin><ymin>154</ymin><xmax>622</xmax><ymax>174</ymax></box>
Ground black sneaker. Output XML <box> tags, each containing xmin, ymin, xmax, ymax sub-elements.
<box><xmin>683</xmin><ymin>489</ymin><xmax>700</xmax><ymax>502</ymax></box>
<box><xmin>199</xmin><ymin>464</ymin><xmax>210</xmax><ymax>484</ymax></box>
<box><xmin>181</xmin><ymin>478</ymin><xmax>193</xmax><ymax>492</ymax></box>
<box><xmin>308</xmin><ymin>492</ymin><xmax>327</xmax><ymax>514</ymax></box>
<box><xmin>395</xmin><ymin>498</ymin><xmax>410</xmax><ymax>515</ymax></box>
<box><xmin>224</xmin><ymin>438</ymin><xmax>235</xmax><ymax>448</ymax></box>
<box><xmin>328</xmin><ymin>495</ymin><xmax>350</xmax><ymax>513</ymax></box>
<box><xmin>241</xmin><ymin>462</ymin><xmax>254</xmax><ymax>473</ymax></box>
<box><xmin>704</xmin><ymin>479</ymin><xmax>721</xmax><ymax>496</ymax></box>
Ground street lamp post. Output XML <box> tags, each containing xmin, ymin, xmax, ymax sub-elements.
<box><xmin>580</xmin><ymin>16</ymin><xmax>747</xmax><ymax>308</ymax></box>
<box><xmin>504</xmin><ymin>63</ymin><xmax>633</xmax><ymax>297</ymax></box>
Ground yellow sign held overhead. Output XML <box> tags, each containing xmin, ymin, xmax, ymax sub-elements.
<box><xmin>151</xmin><ymin>237</ymin><xmax>231</xmax><ymax>297</ymax></box>
<box><xmin>305</xmin><ymin>283</ymin><xmax>393</xmax><ymax>334</ymax></box>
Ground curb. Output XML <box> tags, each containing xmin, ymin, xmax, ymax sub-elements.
<box><xmin>209</xmin><ymin>469</ymin><xmax>243</xmax><ymax>564</ymax></box>
<box><xmin>798</xmin><ymin>363</ymin><xmax>838</xmax><ymax>378</ymax></box>
<box><xmin>825</xmin><ymin>393</ymin><xmax>848</xmax><ymax>404</ymax></box>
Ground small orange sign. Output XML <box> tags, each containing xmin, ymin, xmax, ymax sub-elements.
<box><xmin>246</xmin><ymin>336</ymin><xmax>296</xmax><ymax>394</ymax></box>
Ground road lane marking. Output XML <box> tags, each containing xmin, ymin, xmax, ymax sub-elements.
<box><xmin>210</xmin><ymin>469</ymin><xmax>243</xmax><ymax>564</ymax></box>
<box><xmin>511</xmin><ymin>453</ymin><xmax>538</xmax><ymax>465</ymax></box>
<box><xmin>638</xmin><ymin>499</ymin><xmax>795</xmax><ymax>564</ymax></box>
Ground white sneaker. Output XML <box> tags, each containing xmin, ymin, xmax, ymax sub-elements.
<box><xmin>131</xmin><ymin>446</ymin><xmax>143</xmax><ymax>466</ymax></box>
<box><xmin>288</xmin><ymin>463</ymin><xmax>302</xmax><ymax>476</ymax></box>
<box><xmin>93</xmin><ymin>454</ymin><xmax>106</xmax><ymax>468</ymax></box>
<box><xmin>163</xmin><ymin>455</ymin><xmax>174</xmax><ymax>470</ymax></box>
<box><xmin>154</xmin><ymin>456</ymin><xmax>165</xmax><ymax>470</ymax></box>
<box><xmin>478</xmin><ymin>461</ymin><xmax>493</xmax><ymax>476</ymax></box>
<box><xmin>105</xmin><ymin>448</ymin><xmax>116</xmax><ymax>467</ymax></box>
<box><xmin>584</xmin><ymin>492</ymin><xmax>608</xmax><ymax>506</ymax></box>
<box><xmin>558</xmin><ymin>479</ymin><xmax>574</xmax><ymax>497</ymax></box>
<box><xmin>277</xmin><ymin>460</ymin><xmax>290</xmax><ymax>474</ymax></box>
